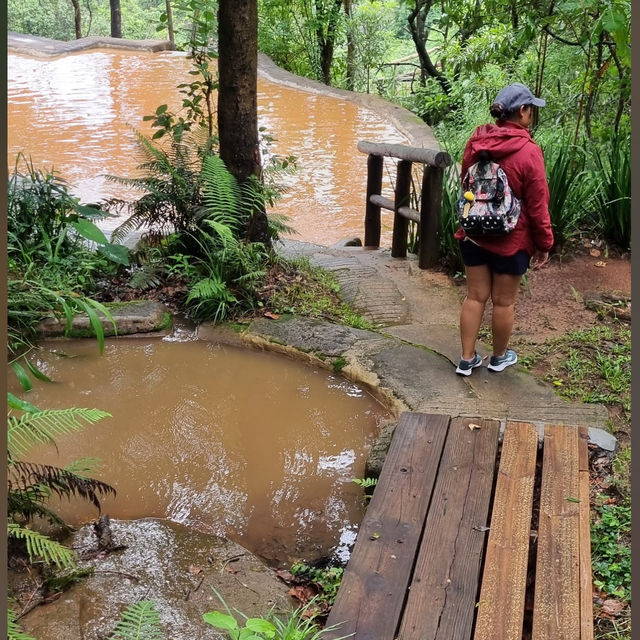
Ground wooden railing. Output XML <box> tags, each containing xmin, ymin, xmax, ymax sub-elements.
<box><xmin>358</xmin><ymin>141</ymin><xmax>452</xmax><ymax>269</ymax></box>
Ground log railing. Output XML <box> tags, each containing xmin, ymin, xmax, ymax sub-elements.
<box><xmin>358</xmin><ymin>141</ymin><xmax>452</xmax><ymax>269</ymax></box>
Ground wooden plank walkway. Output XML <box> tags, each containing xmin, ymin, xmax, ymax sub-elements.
<box><xmin>325</xmin><ymin>413</ymin><xmax>594</xmax><ymax>640</ymax></box>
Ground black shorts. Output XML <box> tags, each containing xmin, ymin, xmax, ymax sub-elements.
<box><xmin>458</xmin><ymin>239</ymin><xmax>530</xmax><ymax>276</ymax></box>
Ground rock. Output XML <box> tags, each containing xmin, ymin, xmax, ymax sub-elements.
<box><xmin>365</xmin><ymin>421</ymin><xmax>397</xmax><ymax>478</ymax></box>
<box><xmin>331</xmin><ymin>237</ymin><xmax>363</xmax><ymax>248</ymax></box>
<box><xmin>588</xmin><ymin>427</ymin><xmax>618</xmax><ymax>454</ymax></box>
<box><xmin>10</xmin><ymin>519</ymin><xmax>294</xmax><ymax>640</ymax></box>
<box><xmin>35</xmin><ymin>300</ymin><xmax>173</xmax><ymax>338</ymax></box>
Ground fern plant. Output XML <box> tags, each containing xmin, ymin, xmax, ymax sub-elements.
<box><xmin>107</xmin><ymin>129</ymin><xmax>209</xmax><ymax>245</ymax></box>
<box><xmin>7</xmin><ymin>402</ymin><xmax>115</xmax><ymax>569</ymax></box>
<box><xmin>8</xmin><ymin>606</ymin><xmax>38</xmax><ymax>640</ymax></box>
<box><xmin>109</xmin><ymin>600</ymin><xmax>166</xmax><ymax>640</ymax></box>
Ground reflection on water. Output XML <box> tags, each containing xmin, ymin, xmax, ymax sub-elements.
<box><xmin>8</xmin><ymin>49</ymin><xmax>406</xmax><ymax>245</ymax></box>
<box><xmin>9</xmin><ymin>338</ymin><xmax>389</xmax><ymax>565</ymax></box>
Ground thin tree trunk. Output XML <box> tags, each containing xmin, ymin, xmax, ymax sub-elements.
<box><xmin>110</xmin><ymin>0</ymin><xmax>122</xmax><ymax>38</ymax></box>
<box><xmin>70</xmin><ymin>0</ymin><xmax>82</xmax><ymax>39</ymax></box>
<box><xmin>407</xmin><ymin>0</ymin><xmax>451</xmax><ymax>95</ymax></box>
<box><xmin>165</xmin><ymin>0</ymin><xmax>175</xmax><ymax>48</ymax></box>
<box><xmin>344</xmin><ymin>0</ymin><xmax>355</xmax><ymax>90</ymax></box>
<box><xmin>217</xmin><ymin>0</ymin><xmax>270</xmax><ymax>245</ymax></box>
<box><xmin>316</xmin><ymin>0</ymin><xmax>343</xmax><ymax>85</ymax></box>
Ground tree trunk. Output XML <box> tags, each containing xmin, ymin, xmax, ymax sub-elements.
<box><xmin>316</xmin><ymin>0</ymin><xmax>343</xmax><ymax>85</ymax></box>
<box><xmin>217</xmin><ymin>0</ymin><xmax>270</xmax><ymax>245</ymax></box>
<box><xmin>165</xmin><ymin>0</ymin><xmax>175</xmax><ymax>48</ymax></box>
<box><xmin>407</xmin><ymin>0</ymin><xmax>451</xmax><ymax>95</ymax></box>
<box><xmin>110</xmin><ymin>0</ymin><xmax>122</xmax><ymax>38</ymax></box>
<box><xmin>70</xmin><ymin>0</ymin><xmax>82</xmax><ymax>38</ymax></box>
<box><xmin>343</xmin><ymin>0</ymin><xmax>355</xmax><ymax>90</ymax></box>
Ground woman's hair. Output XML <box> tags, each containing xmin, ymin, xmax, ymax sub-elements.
<box><xmin>490</xmin><ymin>101</ymin><xmax>528</xmax><ymax>122</ymax></box>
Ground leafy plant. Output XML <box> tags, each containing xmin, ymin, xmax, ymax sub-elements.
<box><xmin>7</xmin><ymin>401</ymin><xmax>115</xmax><ymax>569</ymax></box>
<box><xmin>541</xmin><ymin>141</ymin><xmax>588</xmax><ymax>246</ymax></box>
<box><xmin>109</xmin><ymin>600</ymin><xmax>166</xmax><ymax>640</ymax></box>
<box><xmin>8</xmin><ymin>606</ymin><xmax>38</xmax><ymax>640</ymax></box>
<box><xmin>203</xmin><ymin>588</ymin><xmax>350</xmax><ymax>640</ymax></box>
<box><xmin>591</xmin><ymin>499</ymin><xmax>631</xmax><ymax>601</ymax></box>
<box><xmin>586</xmin><ymin>129</ymin><xmax>631</xmax><ymax>250</ymax></box>
<box><xmin>352</xmin><ymin>477</ymin><xmax>378</xmax><ymax>489</ymax></box>
<box><xmin>290</xmin><ymin>563</ymin><xmax>343</xmax><ymax>608</ymax></box>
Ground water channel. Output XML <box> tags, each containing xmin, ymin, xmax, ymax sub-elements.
<box><xmin>8</xmin><ymin>49</ymin><xmax>407</xmax><ymax>246</ymax></box>
<box><xmin>9</xmin><ymin>337</ymin><xmax>390</xmax><ymax>566</ymax></box>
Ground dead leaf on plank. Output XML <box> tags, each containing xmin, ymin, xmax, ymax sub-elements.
<box><xmin>468</xmin><ymin>423</ymin><xmax>482</xmax><ymax>430</ymax></box>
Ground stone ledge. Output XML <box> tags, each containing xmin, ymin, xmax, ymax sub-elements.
<box><xmin>35</xmin><ymin>300</ymin><xmax>172</xmax><ymax>338</ymax></box>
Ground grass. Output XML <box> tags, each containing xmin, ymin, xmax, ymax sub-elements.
<box><xmin>518</xmin><ymin>323</ymin><xmax>631</xmax><ymax>425</ymax></box>
<box><xmin>262</xmin><ymin>258</ymin><xmax>375</xmax><ymax>330</ymax></box>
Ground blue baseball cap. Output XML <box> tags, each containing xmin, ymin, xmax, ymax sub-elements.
<box><xmin>494</xmin><ymin>83</ymin><xmax>546</xmax><ymax>111</ymax></box>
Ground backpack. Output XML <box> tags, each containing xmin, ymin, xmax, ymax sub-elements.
<box><xmin>457</xmin><ymin>152</ymin><xmax>521</xmax><ymax>235</ymax></box>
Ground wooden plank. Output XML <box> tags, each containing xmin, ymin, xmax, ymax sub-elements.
<box><xmin>364</xmin><ymin>154</ymin><xmax>384</xmax><ymax>247</ymax></box>
<box><xmin>398</xmin><ymin>417</ymin><xmax>500</xmax><ymax>640</ymax></box>
<box><xmin>369</xmin><ymin>193</ymin><xmax>395</xmax><ymax>212</ymax></box>
<box><xmin>532</xmin><ymin>425</ymin><xmax>581</xmax><ymax>640</ymax></box>
<box><xmin>357</xmin><ymin>140</ymin><xmax>452</xmax><ymax>167</ymax></box>
<box><xmin>473</xmin><ymin>421</ymin><xmax>538</xmax><ymax>640</ymax></box>
<box><xmin>579</xmin><ymin>426</ymin><xmax>594</xmax><ymax>640</ymax></box>
<box><xmin>418</xmin><ymin>165</ymin><xmax>443</xmax><ymax>269</ymax></box>
<box><xmin>324</xmin><ymin>413</ymin><xmax>451</xmax><ymax>640</ymax></box>
<box><xmin>391</xmin><ymin>160</ymin><xmax>412</xmax><ymax>259</ymax></box>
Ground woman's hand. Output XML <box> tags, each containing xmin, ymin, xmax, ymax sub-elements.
<box><xmin>530</xmin><ymin>250</ymin><xmax>549</xmax><ymax>269</ymax></box>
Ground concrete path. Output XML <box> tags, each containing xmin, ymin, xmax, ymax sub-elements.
<box><xmin>265</xmin><ymin>239</ymin><xmax>611</xmax><ymax>440</ymax></box>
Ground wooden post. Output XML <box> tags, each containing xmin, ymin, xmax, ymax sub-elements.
<box><xmin>364</xmin><ymin>154</ymin><xmax>384</xmax><ymax>247</ymax></box>
<box><xmin>391</xmin><ymin>160</ymin><xmax>412</xmax><ymax>258</ymax></box>
<box><xmin>419</xmin><ymin>165</ymin><xmax>444</xmax><ymax>269</ymax></box>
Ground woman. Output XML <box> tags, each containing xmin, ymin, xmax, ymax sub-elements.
<box><xmin>455</xmin><ymin>82</ymin><xmax>554</xmax><ymax>376</ymax></box>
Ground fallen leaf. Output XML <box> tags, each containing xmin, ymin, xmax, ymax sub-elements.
<box><xmin>188</xmin><ymin>565</ymin><xmax>203</xmax><ymax>575</ymax></box>
<box><xmin>595</xmin><ymin>261</ymin><xmax>607</xmax><ymax>268</ymax></box>
<box><xmin>468</xmin><ymin>423</ymin><xmax>481</xmax><ymax>430</ymax></box>
<box><xmin>264</xmin><ymin>311</ymin><xmax>280</xmax><ymax>320</ymax></box>
<box><xmin>288</xmin><ymin>585</ymin><xmax>317</xmax><ymax>604</ymax></box>
<box><xmin>473</xmin><ymin>525</ymin><xmax>490</xmax><ymax>532</ymax></box>
<box><xmin>600</xmin><ymin>598</ymin><xmax>626</xmax><ymax>618</ymax></box>
<box><xmin>566</xmin><ymin>497</ymin><xmax>581</xmax><ymax>503</ymax></box>
<box><xmin>274</xmin><ymin>569</ymin><xmax>294</xmax><ymax>583</ymax></box>
<box><xmin>590</xmin><ymin>248</ymin><xmax>601</xmax><ymax>257</ymax></box>
<box><xmin>225</xmin><ymin>565</ymin><xmax>238</xmax><ymax>574</ymax></box>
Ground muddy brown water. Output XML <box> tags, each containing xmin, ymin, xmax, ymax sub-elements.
<box><xmin>8</xmin><ymin>49</ymin><xmax>407</xmax><ymax>245</ymax></box>
<box><xmin>9</xmin><ymin>336</ymin><xmax>390</xmax><ymax>566</ymax></box>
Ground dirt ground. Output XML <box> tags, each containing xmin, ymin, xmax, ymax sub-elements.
<box><xmin>511</xmin><ymin>241</ymin><xmax>631</xmax><ymax>342</ymax></box>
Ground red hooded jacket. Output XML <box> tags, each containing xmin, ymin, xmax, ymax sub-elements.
<box><xmin>454</xmin><ymin>121</ymin><xmax>554</xmax><ymax>257</ymax></box>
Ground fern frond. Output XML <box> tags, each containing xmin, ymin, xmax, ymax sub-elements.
<box><xmin>268</xmin><ymin>213</ymin><xmax>297</xmax><ymax>238</ymax></box>
<box><xmin>8</xmin><ymin>521</ymin><xmax>77</xmax><ymax>569</ymax></box>
<box><xmin>8</xmin><ymin>483</ymin><xmax>68</xmax><ymax>527</ymax></box>
<box><xmin>200</xmin><ymin>154</ymin><xmax>243</xmax><ymax>229</ymax></box>
<box><xmin>185</xmin><ymin>276</ymin><xmax>237</xmax><ymax>305</ymax></box>
<box><xmin>7</xmin><ymin>407</ymin><xmax>112</xmax><ymax>461</ymax></box>
<box><xmin>127</xmin><ymin>264</ymin><xmax>164</xmax><ymax>291</ymax></box>
<box><xmin>8</xmin><ymin>460</ymin><xmax>116</xmax><ymax>510</ymax></box>
<box><xmin>8</xmin><ymin>608</ymin><xmax>38</xmax><ymax>640</ymax></box>
<box><xmin>109</xmin><ymin>600</ymin><xmax>166</xmax><ymax>640</ymax></box>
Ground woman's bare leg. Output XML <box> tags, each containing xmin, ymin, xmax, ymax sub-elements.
<box><xmin>490</xmin><ymin>272</ymin><xmax>523</xmax><ymax>356</ymax></box>
<box><xmin>459</xmin><ymin>265</ymin><xmax>492</xmax><ymax>360</ymax></box>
